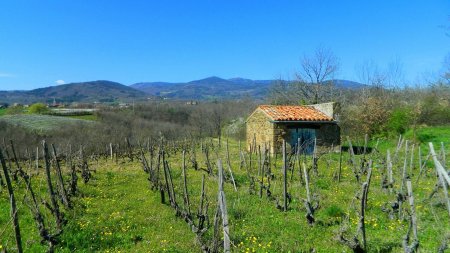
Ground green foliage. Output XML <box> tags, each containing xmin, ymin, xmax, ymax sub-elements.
<box><xmin>4</xmin><ymin>105</ymin><xmax>24</xmax><ymax>115</ymax></box>
<box><xmin>315</xmin><ymin>178</ymin><xmax>330</xmax><ymax>190</ymax></box>
<box><xmin>66</xmin><ymin>114</ymin><xmax>98</xmax><ymax>121</ymax></box>
<box><xmin>343</xmin><ymin>97</ymin><xmax>390</xmax><ymax>138</ymax></box>
<box><xmin>418</xmin><ymin>93</ymin><xmax>450</xmax><ymax>125</ymax></box>
<box><xmin>28</xmin><ymin>103</ymin><xmax>49</xmax><ymax>114</ymax></box>
<box><xmin>406</xmin><ymin>126</ymin><xmax>450</xmax><ymax>144</ymax></box>
<box><xmin>324</xmin><ymin>205</ymin><xmax>345</xmax><ymax>218</ymax></box>
<box><xmin>387</xmin><ymin>107</ymin><xmax>411</xmax><ymax>135</ymax></box>
<box><xmin>416</xmin><ymin>132</ymin><xmax>435</xmax><ymax>143</ymax></box>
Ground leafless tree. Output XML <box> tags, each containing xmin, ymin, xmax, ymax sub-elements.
<box><xmin>296</xmin><ymin>47</ymin><xmax>340</xmax><ymax>104</ymax></box>
<box><xmin>268</xmin><ymin>48</ymin><xmax>340</xmax><ymax>105</ymax></box>
<box><xmin>357</xmin><ymin>60</ymin><xmax>386</xmax><ymax>87</ymax></box>
<box><xmin>443</xmin><ymin>53</ymin><xmax>450</xmax><ymax>83</ymax></box>
<box><xmin>356</xmin><ymin>58</ymin><xmax>404</xmax><ymax>88</ymax></box>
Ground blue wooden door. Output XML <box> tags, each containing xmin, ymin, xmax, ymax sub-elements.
<box><xmin>290</xmin><ymin>128</ymin><xmax>316</xmax><ymax>154</ymax></box>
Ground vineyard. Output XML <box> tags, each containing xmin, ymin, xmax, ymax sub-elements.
<box><xmin>0</xmin><ymin>133</ymin><xmax>449</xmax><ymax>252</ymax></box>
<box><xmin>0</xmin><ymin>115</ymin><xmax>94</xmax><ymax>132</ymax></box>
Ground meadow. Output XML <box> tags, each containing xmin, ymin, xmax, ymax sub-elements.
<box><xmin>0</xmin><ymin>108</ymin><xmax>6</xmax><ymax>116</ymax></box>
<box><xmin>0</xmin><ymin>126</ymin><xmax>449</xmax><ymax>252</ymax></box>
<box><xmin>0</xmin><ymin>114</ymin><xmax>94</xmax><ymax>133</ymax></box>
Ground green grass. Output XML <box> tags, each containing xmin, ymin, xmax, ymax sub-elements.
<box><xmin>65</xmin><ymin>114</ymin><xmax>98</xmax><ymax>121</ymax></box>
<box><xmin>1</xmin><ymin>127</ymin><xmax>450</xmax><ymax>252</ymax></box>
<box><xmin>404</xmin><ymin>125</ymin><xmax>450</xmax><ymax>144</ymax></box>
<box><xmin>0</xmin><ymin>114</ymin><xmax>93</xmax><ymax>132</ymax></box>
<box><xmin>0</xmin><ymin>108</ymin><xmax>6</xmax><ymax>116</ymax></box>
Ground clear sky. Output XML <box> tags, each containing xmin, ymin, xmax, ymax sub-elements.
<box><xmin>0</xmin><ymin>1</ymin><xmax>448</xmax><ymax>90</ymax></box>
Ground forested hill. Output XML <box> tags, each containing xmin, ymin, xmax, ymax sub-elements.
<box><xmin>131</xmin><ymin>77</ymin><xmax>365</xmax><ymax>100</ymax></box>
<box><xmin>0</xmin><ymin>78</ymin><xmax>365</xmax><ymax>104</ymax></box>
<box><xmin>131</xmin><ymin>76</ymin><xmax>273</xmax><ymax>100</ymax></box>
<box><xmin>0</xmin><ymin>80</ymin><xmax>148</xmax><ymax>104</ymax></box>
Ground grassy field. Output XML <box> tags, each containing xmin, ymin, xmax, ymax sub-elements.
<box><xmin>65</xmin><ymin>114</ymin><xmax>98</xmax><ymax>121</ymax></box>
<box><xmin>0</xmin><ymin>127</ymin><xmax>449</xmax><ymax>252</ymax></box>
<box><xmin>0</xmin><ymin>108</ymin><xmax>6</xmax><ymax>116</ymax></box>
<box><xmin>0</xmin><ymin>114</ymin><xmax>94</xmax><ymax>132</ymax></box>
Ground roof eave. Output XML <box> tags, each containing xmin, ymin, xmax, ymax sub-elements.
<box><xmin>270</xmin><ymin>120</ymin><xmax>338</xmax><ymax>124</ymax></box>
<box><xmin>245</xmin><ymin>106</ymin><xmax>275</xmax><ymax>123</ymax></box>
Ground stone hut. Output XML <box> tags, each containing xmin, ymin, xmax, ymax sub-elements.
<box><xmin>246</xmin><ymin>102</ymin><xmax>340</xmax><ymax>154</ymax></box>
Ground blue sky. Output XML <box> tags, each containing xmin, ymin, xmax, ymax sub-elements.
<box><xmin>0</xmin><ymin>1</ymin><xmax>448</xmax><ymax>90</ymax></box>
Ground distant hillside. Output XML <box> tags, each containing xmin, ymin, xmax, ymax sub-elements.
<box><xmin>131</xmin><ymin>76</ymin><xmax>273</xmax><ymax>100</ymax></box>
<box><xmin>333</xmin><ymin>79</ymin><xmax>366</xmax><ymax>89</ymax></box>
<box><xmin>0</xmin><ymin>78</ymin><xmax>366</xmax><ymax>104</ymax></box>
<box><xmin>131</xmin><ymin>77</ymin><xmax>364</xmax><ymax>100</ymax></box>
<box><xmin>0</xmin><ymin>80</ymin><xmax>147</xmax><ymax>104</ymax></box>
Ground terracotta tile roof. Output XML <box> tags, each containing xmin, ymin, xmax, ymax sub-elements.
<box><xmin>258</xmin><ymin>105</ymin><xmax>333</xmax><ymax>122</ymax></box>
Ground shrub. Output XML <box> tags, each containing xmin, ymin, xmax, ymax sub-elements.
<box><xmin>324</xmin><ymin>205</ymin><xmax>345</xmax><ymax>218</ymax></box>
<box><xmin>387</xmin><ymin>107</ymin><xmax>411</xmax><ymax>135</ymax></box>
<box><xmin>5</xmin><ymin>105</ymin><xmax>24</xmax><ymax>115</ymax></box>
<box><xmin>315</xmin><ymin>179</ymin><xmax>330</xmax><ymax>190</ymax></box>
<box><xmin>28</xmin><ymin>103</ymin><xmax>49</xmax><ymax>114</ymax></box>
<box><xmin>416</xmin><ymin>131</ymin><xmax>436</xmax><ymax>143</ymax></box>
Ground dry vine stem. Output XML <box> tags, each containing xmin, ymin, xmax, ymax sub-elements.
<box><xmin>339</xmin><ymin>161</ymin><xmax>372</xmax><ymax>253</ymax></box>
<box><xmin>43</xmin><ymin>141</ymin><xmax>65</xmax><ymax>231</ymax></box>
<box><xmin>403</xmin><ymin>180</ymin><xmax>419</xmax><ymax>253</ymax></box>
<box><xmin>0</xmin><ymin>147</ymin><xmax>23</xmax><ymax>253</ymax></box>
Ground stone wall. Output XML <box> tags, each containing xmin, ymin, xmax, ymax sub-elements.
<box><xmin>273</xmin><ymin>124</ymin><xmax>288</xmax><ymax>153</ymax></box>
<box><xmin>246</xmin><ymin>109</ymin><xmax>275</xmax><ymax>153</ymax></box>
<box><xmin>310</xmin><ymin>102</ymin><xmax>339</xmax><ymax>119</ymax></box>
<box><xmin>316</xmin><ymin>123</ymin><xmax>341</xmax><ymax>148</ymax></box>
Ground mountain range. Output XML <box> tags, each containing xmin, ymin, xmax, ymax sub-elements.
<box><xmin>131</xmin><ymin>76</ymin><xmax>274</xmax><ymax>100</ymax></box>
<box><xmin>0</xmin><ymin>80</ymin><xmax>147</xmax><ymax>104</ymax></box>
<box><xmin>0</xmin><ymin>77</ymin><xmax>365</xmax><ymax>104</ymax></box>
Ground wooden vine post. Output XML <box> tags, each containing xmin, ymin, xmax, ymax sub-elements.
<box><xmin>217</xmin><ymin>159</ymin><xmax>230</xmax><ymax>252</ymax></box>
<box><xmin>429</xmin><ymin>143</ymin><xmax>450</xmax><ymax>217</ymax></box>
<box><xmin>182</xmin><ymin>150</ymin><xmax>191</xmax><ymax>216</ymax></box>
<box><xmin>283</xmin><ymin>140</ymin><xmax>288</xmax><ymax>211</ymax></box>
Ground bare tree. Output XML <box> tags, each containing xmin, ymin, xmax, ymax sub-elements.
<box><xmin>443</xmin><ymin>53</ymin><xmax>450</xmax><ymax>83</ymax></box>
<box><xmin>356</xmin><ymin>58</ymin><xmax>404</xmax><ymax>88</ymax></box>
<box><xmin>357</xmin><ymin>60</ymin><xmax>386</xmax><ymax>87</ymax></box>
<box><xmin>296</xmin><ymin>47</ymin><xmax>340</xmax><ymax>104</ymax></box>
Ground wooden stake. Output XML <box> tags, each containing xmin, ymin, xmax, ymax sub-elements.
<box><xmin>429</xmin><ymin>143</ymin><xmax>450</xmax><ymax>217</ymax></box>
<box><xmin>387</xmin><ymin>150</ymin><xmax>393</xmax><ymax>193</ymax></box>
<box><xmin>283</xmin><ymin>140</ymin><xmax>287</xmax><ymax>211</ymax></box>
<box><xmin>109</xmin><ymin>143</ymin><xmax>113</xmax><ymax>160</ymax></box>
<box><xmin>217</xmin><ymin>159</ymin><xmax>230</xmax><ymax>252</ymax></box>
<box><xmin>338</xmin><ymin>145</ymin><xmax>343</xmax><ymax>182</ymax></box>
<box><xmin>225</xmin><ymin>139</ymin><xmax>237</xmax><ymax>191</ymax></box>
<box><xmin>36</xmin><ymin>146</ymin><xmax>39</xmax><ymax>171</ymax></box>
<box><xmin>182</xmin><ymin>150</ymin><xmax>191</xmax><ymax>216</ymax></box>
